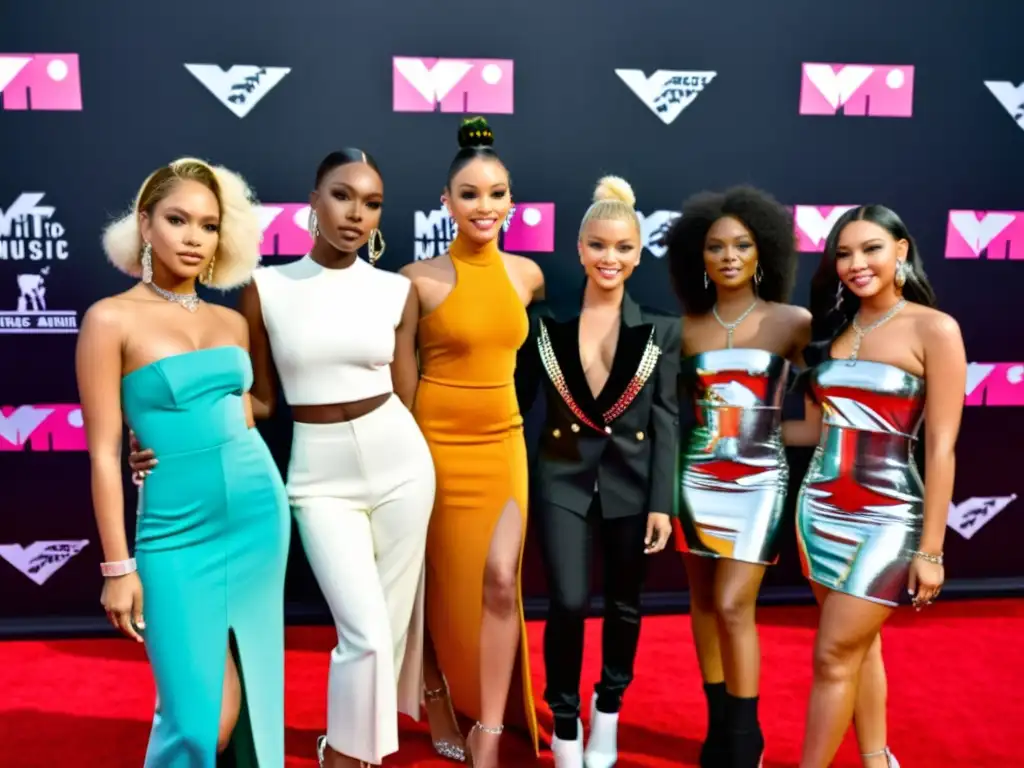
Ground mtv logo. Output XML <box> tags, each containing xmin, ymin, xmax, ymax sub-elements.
<box><xmin>637</xmin><ymin>210</ymin><xmax>680</xmax><ymax>257</ymax></box>
<box><xmin>413</xmin><ymin>207</ymin><xmax>456</xmax><ymax>261</ymax></box>
<box><xmin>0</xmin><ymin>54</ymin><xmax>82</xmax><ymax>110</ymax></box>
<box><xmin>393</xmin><ymin>58</ymin><xmax>513</xmax><ymax>113</ymax></box>
<box><xmin>799</xmin><ymin>64</ymin><xmax>914</xmax><ymax>118</ymax></box>
<box><xmin>185</xmin><ymin>64</ymin><xmax>290</xmax><ymax>118</ymax></box>
<box><xmin>616</xmin><ymin>69</ymin><xmax>717</xmax><ymax>125</ymax></box>
<box><xmin>793</xmin><ymin>206</ymin><xmax>858</xmax><ymax>252</ymax></box>
<box><xmin>965</xmin><ymin>363</ymin><xmax>1024</xmax><ymax>406</ymax></box>
<box><xmin>504</xmin><ymin>204</ymin><xmax>555</xmax><ymax>252</ymax></box>
<box><xmin>0</xmin><ymin>540</ymin><xmax>89</xmax><ymax>586</ymax></box>
<box><xmin>945</xmin><ymin>211</ymin><xmax>1024</xmax><ymax>260</ymax></box>
<box><xmin>259</xmin><ymin>204</ymin><xmax>311</xmax><ymax>257</ymax></box>
<box><xmin>0</xmin><ymin>404</ymin><xmax>86</xmax><ymax>451</ymax></box>
<box><xmin>984</xmin><ymin>81</ymin><xmax>1024</xmax><ymax>131</ymax></box>
<box><xmin>947</xmin><ymin>495</ymin><xmax>1017</xmax><ymax>540</ymax></box>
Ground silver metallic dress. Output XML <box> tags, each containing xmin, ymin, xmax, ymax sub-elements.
<box><xmin>674</xmin><ymin>349</ymin><xmax>791</xmax><ymax>565</ymax></box>
<box><xmin>796</xmin><ymin>359</ymin><xmax>926</xmax><ymax>606</ymax></box>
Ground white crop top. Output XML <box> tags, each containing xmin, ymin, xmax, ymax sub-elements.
<box><xmin>251</xmin><ymin>255</ymin><xmax>411</xmax><ymax>405</ymax></box>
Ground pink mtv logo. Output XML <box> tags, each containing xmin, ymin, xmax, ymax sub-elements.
<box><xmin>965</xmin><ymin>363</ymin><xmax>1024</xmax><ymax>406</ymax></box>
<box><xmin>259</xmin><ymin>204</ymin><xmax>311</xmax><ymax>257</ymax></box>
<box><xmin>0</xmin><ymin>405</ymin><xmax>86</xmax><ymax>451</ymax></box>
<box><xmin>393</xmin><ymin>57</ymin><xmax>513</xmax><ymax>113</ymax></box>
<box><xmin>945</xmin><ymin>211</ymin><xmax>1024</xmax><ymax>260</ymax></box>
<box><xmin>799</xmin><ymin>63</ymin><xmax>913</xmax><ymax>118</ymax></box>
<box><xmin>793</xmin><ymin>205</ymin><xmax>858</xmax><ymax>252</ymax></box>
<box><xmin>504</xmin><ymin>204</ymin><xmax>555</xmax><ymax>252</ymax></box>
<box><xmin>0</xmin><ymin>54</ymin><xmax>82</xmax><ymax>111</ymax></box>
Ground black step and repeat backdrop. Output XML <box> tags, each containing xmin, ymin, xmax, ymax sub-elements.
<box><xmin>2</xmin><ymin>1</ymin><xmax>1023</xmax><ymax>627</ymax></box>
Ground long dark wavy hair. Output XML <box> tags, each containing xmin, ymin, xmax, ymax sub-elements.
<box><xmin>663</xmin><ymin>186</ymin><xmax>798</xmax><ymax>315</ymax></box>
<box><xmin>806</xmin><ymin>204</ymin><xmax>937</xmax><ymax>365</ymax></box>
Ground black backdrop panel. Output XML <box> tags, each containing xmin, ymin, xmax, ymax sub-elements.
<box><xmin>1</xmin><ymin>1</ymin><xmax>1022</xmax><ymax>623</ymax></box>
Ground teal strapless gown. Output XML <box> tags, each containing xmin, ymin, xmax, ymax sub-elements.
<box><xmin>122</xmin><ymin>346</ymin><xmax>290</xmax><ymax>767</ymax></box>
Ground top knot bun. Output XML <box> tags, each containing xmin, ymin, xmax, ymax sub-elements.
<box><xmin>593</xmin><ymin>175</ymin><xmax>636</xmax><ymax>207</ymax></box>
<box><xmin>458</xmin><ymin>116</ymin><xmax>495</xmax><ymax>148</ymax></box>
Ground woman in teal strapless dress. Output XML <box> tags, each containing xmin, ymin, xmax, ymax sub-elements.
<box><xmin>76</xmin><ymin>157</ymin><xmax>289</xmax><ymax>767</ymax></box>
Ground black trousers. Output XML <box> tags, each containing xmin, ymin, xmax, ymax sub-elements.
<box><xmin>539</xmin><ymin>495</ymin><xmax>647</xmax><ymax>735</ymax></box>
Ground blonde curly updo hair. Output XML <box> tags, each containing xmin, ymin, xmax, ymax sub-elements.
<box><xmin>102</xmin><ymin>157</ymin><xmax>262</xmax><ymax>290</ymax></box>
<box><xmin>578</xmin><ymin>175</ymin><xmax>641</xmax><ymax>240</ymax></box>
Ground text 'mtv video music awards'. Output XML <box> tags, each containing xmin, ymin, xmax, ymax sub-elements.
<box><xmin>1</xmin><ymin>2</ymin><xmax>1022</xmax><ymax>767</ymax></box>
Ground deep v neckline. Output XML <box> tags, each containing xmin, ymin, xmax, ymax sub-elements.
<box><xmin>577</xmin><ymin>310</ymin><xmax>622</xmax><ymax>403</ymax></box>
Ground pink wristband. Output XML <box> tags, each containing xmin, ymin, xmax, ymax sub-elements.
<box><xmin>101</xmin><ymin>558</ymin><xmax>137</xmax><ymax>577</ymax></box>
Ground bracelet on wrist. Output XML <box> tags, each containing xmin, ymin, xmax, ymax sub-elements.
<box><xmin>101</xmin><ymin>558</ymin><xmax>137</xmax><ymax>577</ymax></box>
<box><xmin>911</xmin><ymin>550</ymin><xmax>943</xmax><ymax>565</ymax></box>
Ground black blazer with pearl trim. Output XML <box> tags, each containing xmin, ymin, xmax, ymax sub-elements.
<box><xmin>515</xmin><ymin>291</ymin><xmax>682</xmax><ymax>520</ymax></box>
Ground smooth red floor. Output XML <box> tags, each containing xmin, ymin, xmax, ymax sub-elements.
<box><xmin>1</xmin><ymin>600</ymin><xmax>1020</xmax><ymax>766</ymax></box>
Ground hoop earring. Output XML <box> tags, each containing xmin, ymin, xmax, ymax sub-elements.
<box><xmin>308</xmin><ymin>210</ymin><xmax>320</xmax><ymax>240</ymax></box>
<box><xmin>368</xmin><ymin>228</ymin><xmax>386</xmax><ymax>266</ymax></box>
<box><xmin>141</xmin><ymin>242</ymin><xmax>153</xmax><ymax>284</ymax></box>
<box><xmin>704</xmin><ymin>270</ymin><xmax>709</xmax><ymax>289</ymax></box>
<box><xmin>754</xmin><ymin>263</ymin><xmax>764</xmax><ymax>285</ymax></box>
<box><xmin>894</xmin><ymin>260</ymin><xmax>907</xmax><ymax>288</ymax></box>
<box><xmin>834</xmin><ymin>281</ymin><xmax>844</xmax><ymax>310</ymax></box>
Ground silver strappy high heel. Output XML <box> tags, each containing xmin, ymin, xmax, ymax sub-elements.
<box><xmin>316</xmin><ymin>735</ymin><xmax>372</xmax><ymax>768</ymax></box>
<box><xmin>466</xmin><ymin>722</ymin><xmax>503</xmax><ymax>768</ymax></box>
<box><xmin>424</xmin><ymin>678</ymin><xmax>466</xmax><ymax>762</ymax></box>
<box><xmin>862</xmin><ymin>746</ymin><xmax>900</xmax><ymax>767</ymax></box>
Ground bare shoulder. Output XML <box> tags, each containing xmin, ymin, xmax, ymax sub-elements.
<box><xmin>503</xmin><ymin>252</ymin><xmax>544</xmax><ymax>297</ymax></box>
<box><xmin>914</xmin><ymin>304</ymin><xmax>962</xmax><ymax>344</ymax></box>
<box><xmin>207</xmin><ymin>301</ymin><xmax>248</xmax><ymax>337</ymax></box>
<box><xmin>767</xmin><ymin>300</ymin><xmax>812</xmax><ymax>327</ymax></box>
<box><xmin>400</xmin><ymin>255</ymin><xmax>452</xmax><ymax>282</ymax></box>
<box><xmin>81</xmin><ymin>295</ymin><xmax>129</xmax><ymax>334</ymax></box>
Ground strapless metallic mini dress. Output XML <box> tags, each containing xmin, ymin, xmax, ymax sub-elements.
<box><xmin>674</xmin><ymin>349</ymin><xmax>791</xmax><ymax>565</ymax></box>
<box><xmin>796</xmin><ymin>359</ymin><xmax>926</xmax><ymax>606</ymax></box>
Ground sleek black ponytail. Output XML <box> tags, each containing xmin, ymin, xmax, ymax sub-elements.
<box><xmin>805</xmin><ymin>204</ymin><xmax>937</xmax><ymax>365</ymax></box>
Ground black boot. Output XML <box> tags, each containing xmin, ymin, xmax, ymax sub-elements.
<box><xmin>725</xmin><ymin>692</ymin><xmax>764</xmax><ymax>768</ymax></box>
<box><xmin>699</xmin><ymin>682</ymin><xmax>728</xmax><ymax>767</ymax></box>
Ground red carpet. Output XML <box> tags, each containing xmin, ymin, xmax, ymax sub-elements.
<box><xmin>1</xmin><ymin>600</ymin><xmax>1020</xmax><ymax>766</ymax></box>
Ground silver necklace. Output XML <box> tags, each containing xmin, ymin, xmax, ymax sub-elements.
<box><xmin>712</xmin><ymin>298</ymin><xmax>758</xmax><ymax>349</ymax></box>
<box><xmin>848</xmin><ymin>298</ymin><xmax>907</xmax><ymax>361</ymax></box>
<box><xmin>146</xmin><ymin>281</ymin><xmax>200</xmax><ymax>313</ymax></box>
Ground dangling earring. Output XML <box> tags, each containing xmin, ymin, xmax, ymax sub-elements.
<box><xmin>368</xmin><ymin>228</ymin><xmax>386</xmax><ymax>266</ymax></box>
<box><xmin>307</xmin><ymin>210</ymin><xmax>320</xmax><ymax>240</ymax></box>
<box><xmin>754</xmin><ymin>263</ymin><xmax>764</xmax><ymax>285</ymax></box>
<box><xmin>833</xmin><ymin>281</ymin><xmax>844</xmax><ymax>310</ymax></box>
<box><xmin>201</xmin><ymin>257</ymin><xmax>216</xmax><ymax>286</ymax></box>
<box><xmin>894</xmin><ymin>260</ymin><xmax>907</xmax><ymax>289</ymax></box>
<box><xmin>703</xmin><ymin>270</ymin><xmax>709</xmax><ymax>289</ymax></box>
<box><xmin>141</xmin><ymin>242</ymin><xmax>153</xmax><ymax>284</ymax></box>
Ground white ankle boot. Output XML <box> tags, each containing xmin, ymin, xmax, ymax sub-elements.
<box><xmin>551</xmin><ymin>719</ymin><xmax>584</xmax><ymax>768</ymax></box>
<box><xmin>584</xmin><ymin>693</ymin><xmax>618</xmax><ymax>768</ymax></box>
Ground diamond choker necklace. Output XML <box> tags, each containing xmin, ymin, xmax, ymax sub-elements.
<box><xmin>146</xmin><ymin>281</ymin><xmax>200</xmax><ymax>313</ymax></box>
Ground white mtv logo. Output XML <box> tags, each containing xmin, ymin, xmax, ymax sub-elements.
<box><xmin>950</xmin><ymin>212</ymin><xmax>1017</xmax><ymax>255</ymax></box>
<box><xmin>0</xmin><ymin>192</ymin><xmax>54</xmax><ymax>238</ymax></box>
<box><xmin>395</xmin><ymin>59</ymin><xmax>482</xmax><ymax>102</ymax></box>
<box><xmin>0</xmin><ymin>405</ymin><xmax>59</xmax><ymax>445</ymax></box>
<box><xmin>637</xmin><ymin>210</ymin><xmax>679</xmax><ymax>257</ymax></box>
<box><xmin>965</xmin><ymin>363</ymin><xmax>1024</xmax><ymax>396</ymax></box>
<box><xmin>803</xmin><ymin>65</ymin><xmax>876</xmax><ymax>109</ymax></box>
<box><xmin>984</xmin><ymin>81</ymin><xmax>1024</xmax><ymax>130</ymax></box>
<box><xmin>185</xmin><ymin>65</ymin><xmax>290</xmax><ymax>118</ymax></box>
<box><xmin>947</xmin><ymin>496</ymin><xmax>1017</xmax><ymax>540</ymax></box>
<box><xmin>0</xmin><ymin>540</ymin><xmax>89</xmax><ymax>585</ymax></box>
<box><xmin>794</xmin><ymin>206</ymin><xmax>857</xmax><ymax>248</ymax></box>
<box><xmin>615</xmin><ymin>69</ymin><xmax>717</xmax><ymax>125</ymax></box>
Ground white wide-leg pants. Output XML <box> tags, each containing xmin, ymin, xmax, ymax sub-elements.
<box><xmin>288</xmin><ymin>395</ymin><xmax>435</xmax><ymax>763</ymax></box>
